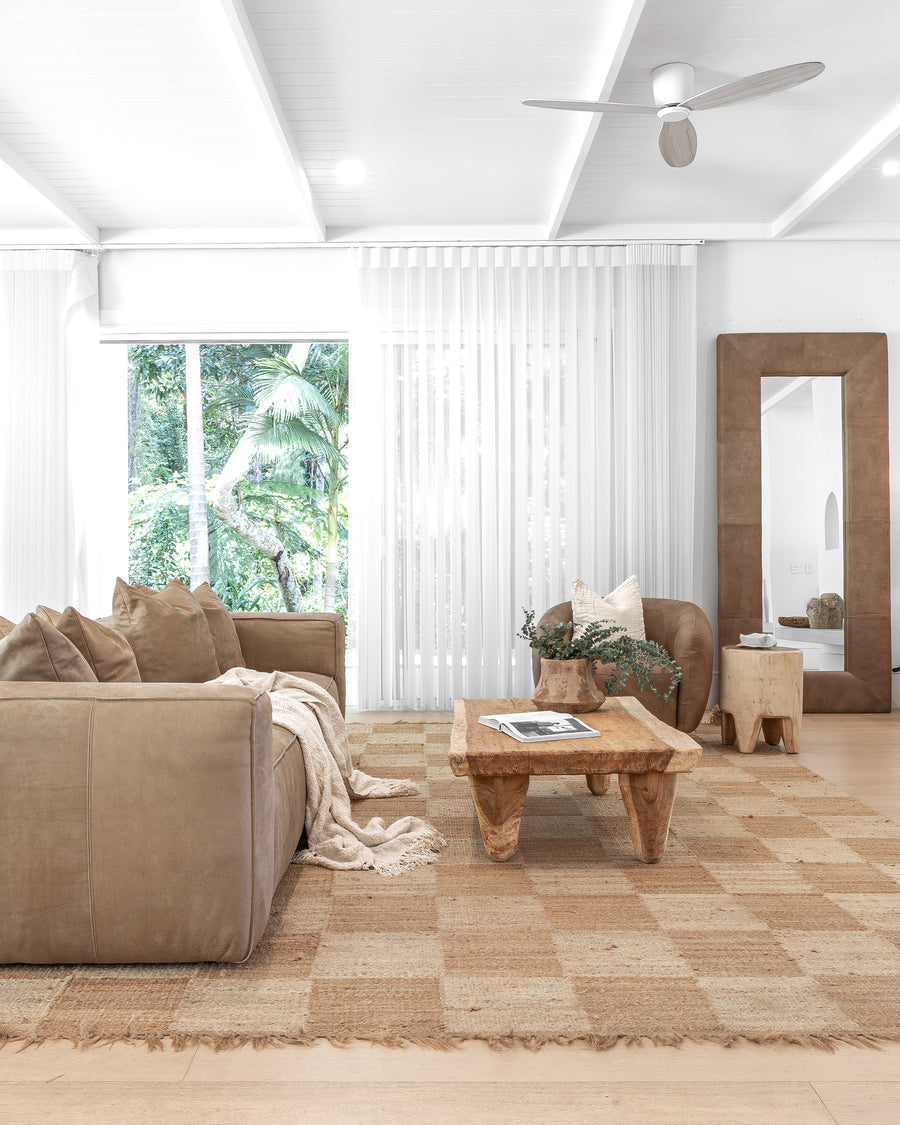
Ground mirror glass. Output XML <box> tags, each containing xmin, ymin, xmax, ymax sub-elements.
<box><xmin>760</xmin><ymin>375</ymin><xmax>845</xmax><ymax>670</ymax></box>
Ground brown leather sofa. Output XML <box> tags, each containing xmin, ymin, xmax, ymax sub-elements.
<box><xmin>532</xmin><ymin>598</ymin><xmax>713</xmax><ymax>733</ymax></box>
<box><xmin>0</xmin><ymin>611</ymin><xmax>344</xmax><ymax>965</ymax></box>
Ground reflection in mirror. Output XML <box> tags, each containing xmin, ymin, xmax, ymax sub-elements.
<box><xmin>760</xmin><ymin>375</ymin><xmax>844</xmax><ymax>671</ymax></box>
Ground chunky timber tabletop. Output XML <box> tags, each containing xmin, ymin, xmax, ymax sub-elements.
<box><xmin>450</xmin><ymin>696</ymin><xmax>702</xmax><ymax>864</ymax></box>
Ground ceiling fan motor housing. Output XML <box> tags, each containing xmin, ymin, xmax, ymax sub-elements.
<box><xmin>651</xmin><ymin>62</ymin><xmax>695</xmax><ymax>109</ymax></box>
<box><xmin>657</xmin><ymin>105</ymin><xmax>690</xmax><ymax>122</ymax></box>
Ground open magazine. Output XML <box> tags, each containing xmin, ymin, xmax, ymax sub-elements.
<box><xmin>477</xmin><ymin>711</ymin><xmax>600</xmax><ymax>743</ymax></box>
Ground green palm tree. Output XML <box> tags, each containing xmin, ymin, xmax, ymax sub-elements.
<box><xmin>250</xmin><ymin>345</ymin><xmax>348</xmax><ymax>611</ymax></box>
<box><xmin>209</xmin><ymin>344</ymin><xmax>347</xmax><ymax>612</ymax></box>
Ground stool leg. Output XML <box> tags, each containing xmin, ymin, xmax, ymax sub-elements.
<box><xmin>780</xmin><ymin>715</ymin><xmax>801</xmax><ymax>755</ymax></box>
<box><xmin>733</xmin><ymin>714</ymin><xmax>763</xmax><ymax>755</ymax></box>
<box><xmin>721</xmin><ymin>711</ymin><xmax>736</xmax><ymax>745</ymax></box>
<box><xmin>761</xmin><ymin>718</ymin><xmax>783</xmax><ymax>746</ymax></box>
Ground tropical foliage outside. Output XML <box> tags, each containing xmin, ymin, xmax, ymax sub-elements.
<box><xmin>128</xmin><ymin>342</ymin><xmax>348</xmax><ymax>616</ymax></box>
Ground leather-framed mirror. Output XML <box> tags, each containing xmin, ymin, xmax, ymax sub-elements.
<box><xmin>717</xmin><ymin>333</ymin><xmax>891</xmax><ymax>712</ymax></box>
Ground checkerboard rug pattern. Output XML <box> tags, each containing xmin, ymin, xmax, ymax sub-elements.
<box><xmin>4</xmin><ymin>717</ymin><xmax>900</xmax><ymax>1050</ymax></box>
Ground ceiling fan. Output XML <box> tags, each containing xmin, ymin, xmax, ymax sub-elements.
<box><xmin>523</xmin><ymin>61</ymin><xmax>825</xmax><ymax>168</ymax></box>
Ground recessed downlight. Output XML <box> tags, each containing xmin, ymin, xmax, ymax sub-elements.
<box><xmin>335</xmin><ymin>159</ymin><xmax>366</xmax><ymax>185</ymax></box>
<box><xmin>882</xmin><ymin>159</ymin><xmax>900</xmax><ymax>177</ymax></box>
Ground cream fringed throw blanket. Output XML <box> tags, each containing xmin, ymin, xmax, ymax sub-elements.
<box><xmin>213</xmin><ymin>668</ymin><xmax>446</xmax><ymax>876</ymax></box>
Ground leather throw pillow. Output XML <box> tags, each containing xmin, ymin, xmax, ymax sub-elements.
<box><xmin>36</xmin><ymin>605</ymin><xmax>141</xmax><ymax>683</ymax></box>
<box><xmin>191</xmin><ymin>583</ymin><xmax>245</xmax><ymax>674</ymax></box>
<box><xmin>112</xmin><ymin>578</ymin><xmax>220</xmax><ymax>683</ymax></box>
<box><xmin>0</xmin><ymin>613</ymin><xmax>98</xmax><ymax>682</ymax></box>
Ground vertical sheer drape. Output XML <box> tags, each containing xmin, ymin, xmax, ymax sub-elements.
<box><xmin>350</xmin><ymin>244</ymin><xmax>698</xmax><ymax>710</ymax></box>
<box><xmin>0</xmin><ymin>250</ymin><xmax>125</xmax><ymax>620</ymax></box>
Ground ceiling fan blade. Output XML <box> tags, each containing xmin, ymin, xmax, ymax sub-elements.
<box><xmin>682</xmin><ymin>61</ymin><xmax>824</xmax><ymax>112</ymax></box>
<box><xmin>522</xmin><ymin>99</ymin><xmax>657</xmax><ymax>115</ymax></box>
<box><xmin>658</xmin><ymin>118</ymin><xmax>697</xmax><ymax>167</ymax></box>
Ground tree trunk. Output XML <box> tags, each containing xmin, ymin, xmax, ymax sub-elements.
<box><xmin>127</xmin><ymin>367</ymin><xmax>140</xmax><ymax>488</ymax></box>
<box><xmin>210</xmin><ymin>427</ymin><xmax>304</xmax><ymax>611</ymax></box>
<box><xmin>185</xmin><ymin>343</ymin><xmax>209</xmax><ymax>586</ymax></box>
<box><xmin>324</xmin><ymin>468</ymin><xmax>340</xmax><ymax>613</ymax></box>
<box><xmin>209</xmin><ymin>343</ymin><xmax>312</xmax><ymax>612</ymax></box>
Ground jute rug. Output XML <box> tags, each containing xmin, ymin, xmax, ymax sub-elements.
<box><xmin>4</xmin><ymin>716</ymin><xmax>900</xmax><ymax>1052</ymax></box>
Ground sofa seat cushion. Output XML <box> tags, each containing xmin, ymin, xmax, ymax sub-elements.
<box><xmin>268</xmin><ymin>673</ymin><xmax>338</xmax><ymax>882</ymax></box>
<box><xmin>271</xmin><ymin>722</ymin><xmax>307</xmax><ymax>881</ymax></box>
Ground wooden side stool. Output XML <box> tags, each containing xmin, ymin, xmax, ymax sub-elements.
<box><xmin>719</xmin><ymin>645</ymin><xmax>803</xmax><ymax>754</ymax></box>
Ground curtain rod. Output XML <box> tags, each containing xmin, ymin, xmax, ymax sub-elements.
<box><xmin>3</xmin><ymin>239</ymin><xmax>705</xmax><ymax>252</ymax></box>
<box><xmin>348</xmin><ymin>240</ymin><xmax>705</xmax><ymax>248</ymax></box>
<box><xmin>92</xmin><ymin>239</ymin><xmax>706</xmax><ymax>252</ymax></box>
<box><xmin>0</xmin><ymin>246</ymin><xmax>99</xmax><ymax>255</ymax></box>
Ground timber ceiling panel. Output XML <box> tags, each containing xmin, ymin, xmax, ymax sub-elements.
<box><xmin>560</xmin><ymin>0</ymin><xmax>900</xmax><ymax>238</ymax></box>
<box><xmin>0</xmin><ymin>0</ymin><xmax>318</xmax><ymax>241</ymax></box>
<box><xmin>0</xmin><ymin>0</ymin><xmax>899</xmax><ymax>243</ymax></box>
<box><xmin>242</xmin><ymin>0</ymin><xmax>618</xmax><ymax>236</ymax></box>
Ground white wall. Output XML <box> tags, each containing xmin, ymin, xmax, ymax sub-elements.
<box><xmin>698</xmin><ymin>240</ymin><xmax>900</xmax><ymax>703</ymax></box>
<box><xmin>99</xmin><ymin>247</ymin><xmax>354</xmax><ymax>340</ymax></box>
<box><xmin>812</xmin><ymin>378</ymin><xmax>844</xmax><ymax>595</ymax></box>
<box><xmin>762</xmin><ymin>392</ymin><xmax>821</xmax><ymax>622</ymax></box>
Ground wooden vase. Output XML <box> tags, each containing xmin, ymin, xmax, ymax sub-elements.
<box><xmin>531</xmin><ymin>658</ymin><xmax>606</xmax><ymax>714</ymax></box>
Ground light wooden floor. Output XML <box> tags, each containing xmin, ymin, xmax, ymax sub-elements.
<box><xmin>3</xmin><ymin>709</ymin><xmax>900</xmax><ymax>1125</ymax></box>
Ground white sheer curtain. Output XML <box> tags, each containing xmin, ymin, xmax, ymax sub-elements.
<box><xmin>350</xmin><ymin>244</ymin><xmax>698</xmax><ymax>710</ymax></box>
<box><xmin>0</xmin><ymin>250</ymin><xmax>126</xmax><ymax>621</ymax></box>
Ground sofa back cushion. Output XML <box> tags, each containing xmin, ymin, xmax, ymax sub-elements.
<box><xmin>0</xmin><ymin>614</ymin><xmax>98</xmax><ymax>682</ymax></box>
<box><xmin>36</xmin><ymin>605</ymin><xmax>141</xmax><ymax>683</ymax></box>
<box><xmin>113</xmin><ymin>578</ymin><xmax>220</xmax><ymax>683</ymax></box>
<box><xmin>0</xmin><ymin>615</ymin><xmax>14</xmax><ymax>639</ymax></box>
<box><xmin>191</xmin><ymin>583</ymin><xmax>244</xmax><ymax>673</ymax></box>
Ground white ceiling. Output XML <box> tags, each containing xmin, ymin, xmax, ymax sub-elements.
<box><xmin>1</xmin><ymin>0</ymin><xmax>900</xmax><ymax>246</ymax></box>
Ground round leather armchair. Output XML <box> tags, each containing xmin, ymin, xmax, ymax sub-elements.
<box><xmin>532</xmin><ymin>597</ymin><xmax>713</xmax><ymax>733</ymax></box>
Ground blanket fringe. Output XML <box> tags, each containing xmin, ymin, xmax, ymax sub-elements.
<box><xmin>377</xmin><ymin>779</ymin><xmax>420</xmax><ymax>797</ymax></box>
<box><xmin>371</xmin><ymin>832</ymin><xmax>448</xmax><ymax>877</ymax></box>
<box><xmin>291</xmin><ymin>831</ymin><xmax>447</xmax><ymax>875</ymax></box>
<box><xmin>3</xmin><ymin>1028</ymin><xmax>900</xmax><ymax>1053</ymax></box>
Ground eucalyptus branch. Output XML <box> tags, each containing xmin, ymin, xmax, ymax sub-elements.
<box><xmin>519</xmin><ymin>608</ymin><xmax>682</xmax><ymax>702</ymax></box>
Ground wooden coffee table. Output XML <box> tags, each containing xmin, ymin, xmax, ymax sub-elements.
<box><xmin>450</xmin><ymin>697</ymin><xmax>702</xmax><ymax>864</ymax></box>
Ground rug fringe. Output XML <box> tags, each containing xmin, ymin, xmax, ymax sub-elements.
<box><xmin>3</xmin><ymin>1029</ymin><xmax>900</xmax><ymax>1053</ymax></box>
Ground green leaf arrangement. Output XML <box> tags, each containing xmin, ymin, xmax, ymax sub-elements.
<box><xmin>519</xmin><ymin>609</ymin><xmax>682</xmax><ymax>702</ymax></box>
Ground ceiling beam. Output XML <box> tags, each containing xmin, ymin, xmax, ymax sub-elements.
<box><xmin>212</xmin><ymin>0</ymin><xmax>326</xmax><ymax>242</ymax></box>
<box><xmin>545</xmin><ymin>0</ymin><xmax>648</xmax><ymax>240</ymax></box>
<box><xmin>772</xmin><ymin>103</ymin><xmax>900</xmax><ymax>238</ymax></box>
<box><xmin>761</xmin><ymin>376</ymin><xmax>812</xmax><ymax>414</ymax></box>
<box><xmin>0</xmin><ymin>135</ymin><xmax>98</xmax><ymax>244</ymax></box>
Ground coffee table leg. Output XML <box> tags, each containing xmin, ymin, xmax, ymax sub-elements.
<box><xmin>585</xmin><ymin>773</ymin><xmax>610</xmax><ymax>795</ymax></box>
<box><xmin>468</xmin><ymin>774</ymin><xmax>530</xmax><ymax>862</ymax></box>
<box><xmin>618</xmin><ymin>772</ymin><xmax>678</xmax><ymax>864</ymax></box>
